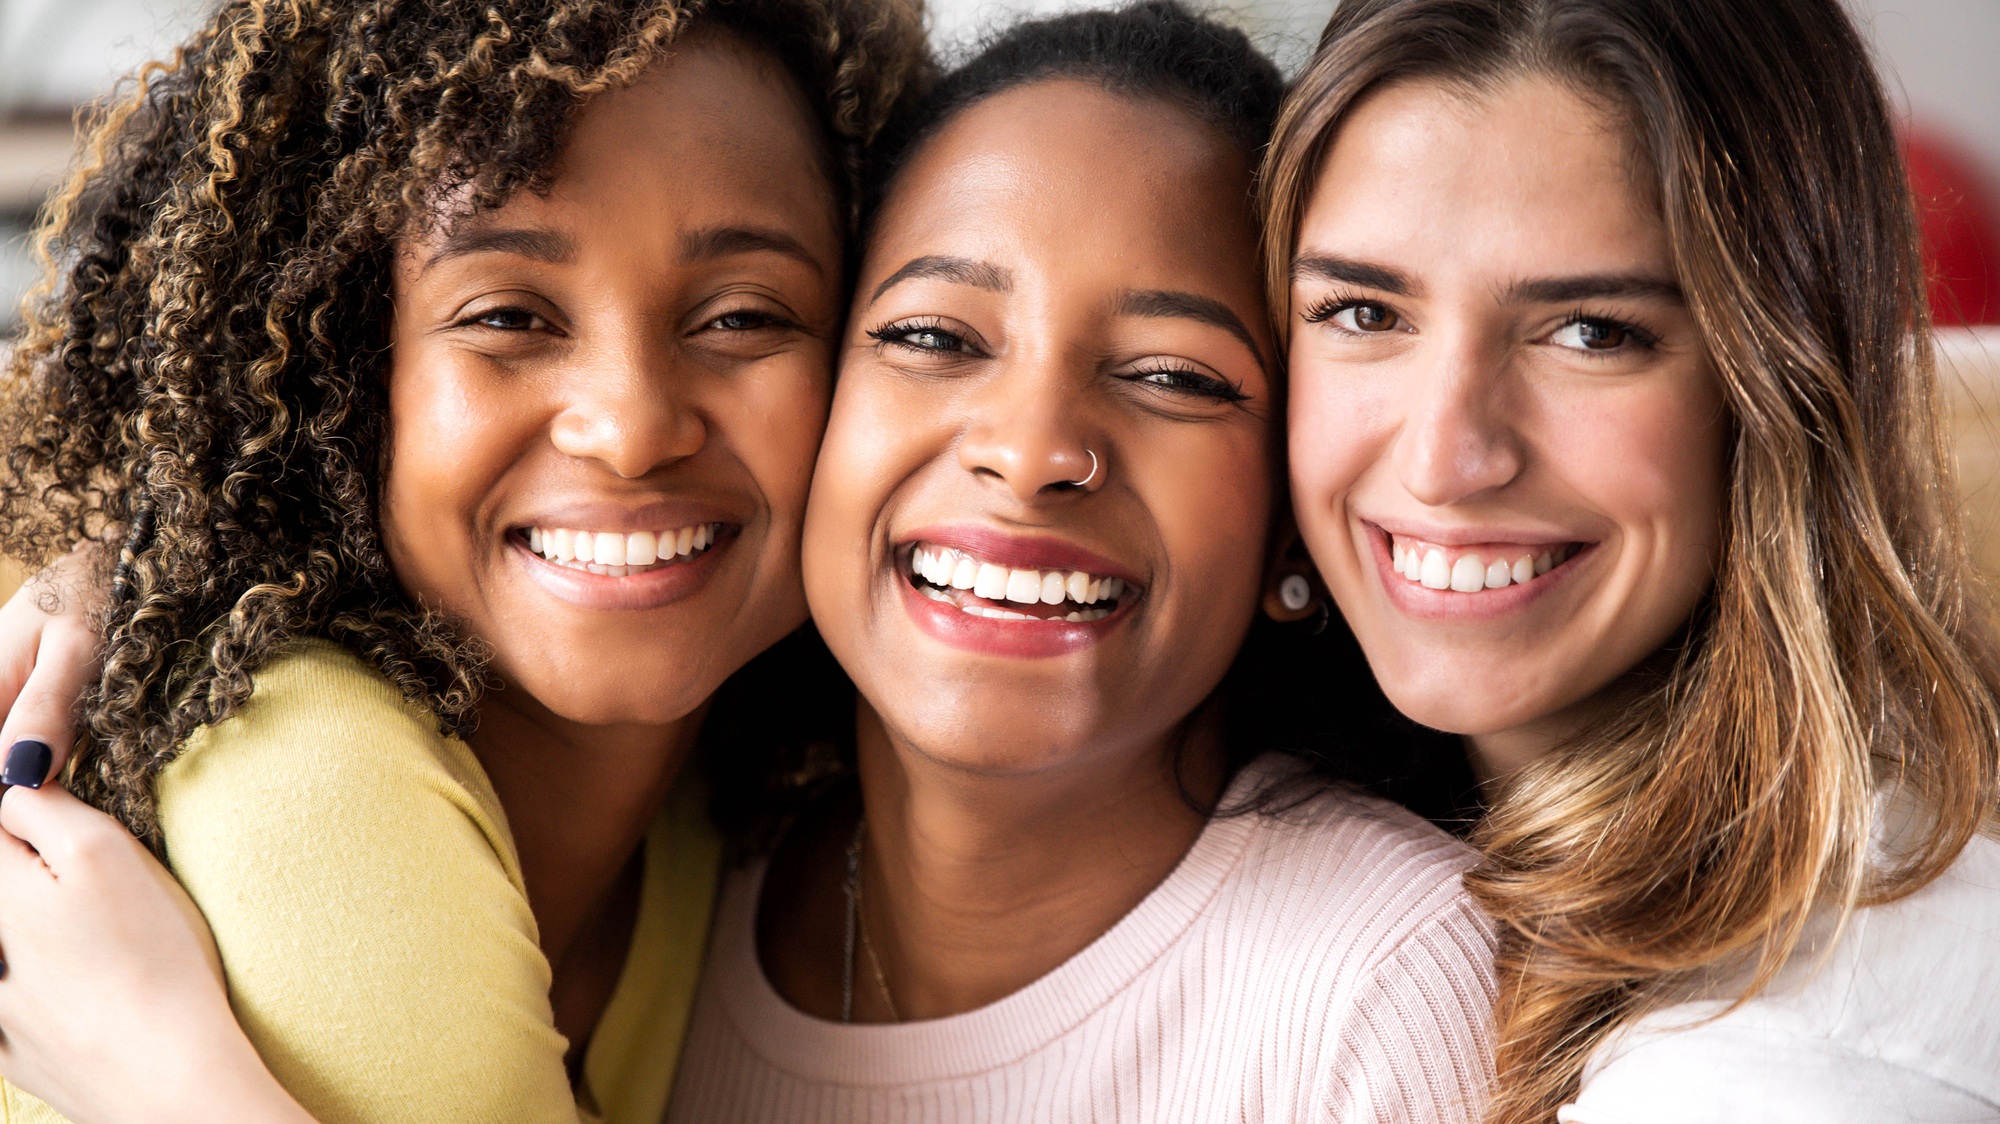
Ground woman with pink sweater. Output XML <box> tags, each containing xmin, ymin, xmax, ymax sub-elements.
<box><xmin>0</xmin><ymin>4</ymin><xmax>1494</xmax><ymax>1122</ymax></box>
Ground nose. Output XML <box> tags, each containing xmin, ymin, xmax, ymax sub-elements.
<box><xmin>548</xmin><ymin>338</ymin><xmax>707</xmax><ymax>478</ymax></box>
<box><xmin>1391</xmin><ymin>336</ymin><xmax>1525</xmax><ymax>506</ymax></box>
<box><xmin>956</xmin><ymin>353</ymin><xmax>1101</xmax><ymax>501</ymax></box>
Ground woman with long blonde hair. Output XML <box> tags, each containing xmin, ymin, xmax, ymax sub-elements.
<box><xmin>1265</xmin><ymin>0</ymin><xmax>2000</xmax><ymax>1117</ymax></box>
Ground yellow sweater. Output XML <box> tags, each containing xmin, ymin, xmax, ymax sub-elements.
<box><xmin>1</xmin><ymin>641</ymin><xmax>720</xmax><ymax>1124</ymax></box>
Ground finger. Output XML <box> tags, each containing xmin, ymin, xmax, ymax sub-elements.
<box><xmin>0</xmin><ymin>579</ymin><xmax>59</xmax><ymax>733</ymax></box>
<box><xmin>0</xmin><ymin>784</ymin><xmax>124</xmax><ymax>872</ymax></box>
<box><xmin>0</xmin><ymin>622</ymin><xmax>100</xmax><ymax>788</ymax></box>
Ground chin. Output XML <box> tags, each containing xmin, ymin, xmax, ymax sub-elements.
<box><xmin>495</xmin><ymin>651</ymin><xmax>719</xmax><ymax>728</ymax></box>
<box><xmin>1373</xmin><ymin>659</ymin><xmax>1542</xmax><ymax>739</ymax></box>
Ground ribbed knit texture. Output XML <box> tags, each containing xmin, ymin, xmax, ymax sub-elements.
<box><xmin>666</xmin><ymin>757</ymin><xmax>1497</xmax><ymax>1123</ymax></box>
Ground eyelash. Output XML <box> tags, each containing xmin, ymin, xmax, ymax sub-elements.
<box><xmin>1299</xmin><ymin>294</ymin><xmax>1661</xmax><ymax>355</ymax></box>
<box><xmin>870</xmin><ymin>319</ymin><xmax>1246</xmax><ymax>403</ymax></box>
<box><xmin>457</xmin><ymin>306</ymin><xmax>548</xmax><ymax>332</ymax></box>
<box><xmin>1298</xmin><ymin>294</ymin><xmax>1363</xmax><ymax>327</ymax></box>
<box><xmin>1553</xmin><ymin>307</ymin><xmax>1660</xmax><ymax>354</ymax></box>
<box><xmin>706</xmin><ymin>309</ymin><xmax>795</xmax><ymax>333</ymax></box>
<box><xmin>866</xmin><ymin>317</ymin><xmax>975</xmax><ymax>355</ymax></box>
<box><xmin>1127</xmin><ymin>363</ymin><xmax>1249</xmax><ymax>403</ymax></box>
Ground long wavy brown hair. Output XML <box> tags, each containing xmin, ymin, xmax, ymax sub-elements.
<box><xmin>0</xmin><ymin>0</ymin><xmax>929</xmax><ymax>844</ymax></box>
<box><xmin>1260</xmin><ymin>0</ymin><xmax>2000</xmax><ymax>1118</ymax></box>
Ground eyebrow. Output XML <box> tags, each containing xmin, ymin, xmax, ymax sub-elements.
<box><xmin>1291</xmin><ymin>253</ymin><xmax>1418</xmax><ymax>295</ymax></box>
<box><xmin>1295</xmin><ymin>252</ymin><xmax>1685</xmax><ymax>310</ymax></box>
<box><xmin>868</xmin><ymin>255</ymin><xmax>1013</xmax><ymax>304</ymax></box>
<box><xmin>422</xmin><ymin>227</ymin><xmax>576</xmax><ymax>273</ymax></box>
<box><xmin>1114</xmin><ymin>288</ymin><xmax>1265</xmax><ymax>364</ymax></box>
<box><xmin>679</xmin><ymin>225</ymin><xmax>825</xmax><ymax>276</ymax></box>
<box><xmin>1504</xmin><ymin>273</ymin><xmax>1684</xmax><ymax>304</ymax></box>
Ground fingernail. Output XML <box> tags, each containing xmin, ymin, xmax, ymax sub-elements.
<box><xmin>3</xmin><ymin>739</ymin><xmax>53</xmax><ymax>789</ymax></box>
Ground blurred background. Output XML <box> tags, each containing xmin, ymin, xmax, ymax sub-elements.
<box><xmin>0</xmin><ymin>0</ymin><xmax>1997</xmax><ymax>588</ymax></box>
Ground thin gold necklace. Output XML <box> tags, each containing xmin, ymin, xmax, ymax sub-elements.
<box><xmin>842</xmin><ymin>818</ymin><xmax>900</xmax><ymax>1023</ymax></box>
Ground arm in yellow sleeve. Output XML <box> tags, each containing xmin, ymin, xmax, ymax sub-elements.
<box><xmin>154</xmin><ymin>642</ymin><xmax>583</xmax><ymax>1124</ymax></box>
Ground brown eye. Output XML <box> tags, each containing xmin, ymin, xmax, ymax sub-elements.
<box><xmin>1350</xmin><ymin>303</ymin><xmax>1399</xmax><ymax>332</ymax></box>
<box><xmin>1551</xmin><ymin>316</ymin><xmax>1656</xmax><ymax>354</ymax></box>
<box><xmin>1575</xmin><ymin>320</ymin><xmax>1626</xmax><ymax>349</ymax></box>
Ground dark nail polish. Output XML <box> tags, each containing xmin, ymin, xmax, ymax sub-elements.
<box><xmin>3</xmin><ymin>739</ymin><xmax>52</xmax><ymax>789</ymax></box>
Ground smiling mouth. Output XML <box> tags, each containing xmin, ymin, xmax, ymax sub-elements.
<box><xmin>1388</xmin><ymin>533</ymin><xmax>1584</xmax><ymax>593</ymax></box>
<box><xmin>905</xmin><ymin>542</ymin><xmax>1137</xmax><ymax>622</ymax></box>
<box><xmin>521</xmin><ymin>522</ymin><xmax>726</xmax><ymax>577</ymax></box>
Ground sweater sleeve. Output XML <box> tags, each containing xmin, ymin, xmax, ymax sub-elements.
<box><xmin>1319</xmin><ymin>895</ymin><xmax>1497</xmax><ymax>1124</ymax></box>
<box><xmin>153</xmin><ymin>644</ymin><xmax>581</xmax><ymax>1124</ymax></box>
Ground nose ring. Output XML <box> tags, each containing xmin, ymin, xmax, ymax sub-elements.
<box><xmin>1069</xmin><ymin>448</ymin><xmax>1100</xmax><ymax>488</ymax></box>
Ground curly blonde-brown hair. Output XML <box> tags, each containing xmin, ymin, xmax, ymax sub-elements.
<box><xmin>0</xmin><ymin>0</ymin><xmax>931</xmax><ymax>843</ymax></box>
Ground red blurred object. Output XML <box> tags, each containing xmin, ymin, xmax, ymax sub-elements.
<box><xmin>1905</xmin><ymin>129</ymin><xmax>2000</xmax><ymax>326</ymax></box>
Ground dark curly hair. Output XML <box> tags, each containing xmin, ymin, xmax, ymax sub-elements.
<box><xmin>0</xmin><ymin>0</ymin><xmax>931</xmax><ymax>843</ymax></box>
<box><xmin>869</xmin><ymin>0</ymin><xmax>1281</xmax><ymax>216</ymax></box>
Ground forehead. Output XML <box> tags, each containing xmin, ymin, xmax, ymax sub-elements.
<box><xmin>412</xmin><ymin>30</ymin><xmax>838</xmax><ymax>259</ymax></box>
<box><xmin>1303</xmin><ymin>76</ymin><xmax>1667</xmax><ymax>279</ymax></box>
<box><xmin>867</xmin><ymin>79</ymin><xmax>1260</xmax><ymax>291</ymax></box>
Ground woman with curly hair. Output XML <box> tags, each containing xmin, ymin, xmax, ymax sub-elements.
<box><xmin>0</xmin><ymin>0</ymin><xmax>926</xmax><ymax>1120</ymax></box>
<box><xmin>0</xmin><ymin>2</ymin><xmax>1501</xmax><ymax>1121</ymax></box>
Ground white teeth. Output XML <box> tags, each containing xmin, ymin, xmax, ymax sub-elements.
<box><xmin>973</xmin><ymin>563</ymin><xmax>1010</xmax><ymax>600</ymax></box>
<box><xmin>905</xmin><ymin>543</ymin><xmax>1137</xmax><ymax>620</ymax></box>
<box><xmin>950</xmin><ymin>557</ymin><xmax>979</xmax><ymax>589</ymax></box>
<box><xmin>524</xmin><ymin>523</ymin><xmax>722</xmax><ymax>574</ymax></box>
<box><xmin>628</xmin><ymin>531</ymin><xmax>658</xmax><ymax>567</ymax></box>
<box><xmin>1450</xmin><ymin>555</ymin><xmax>1486</xmax><ymax>593</ymax></box>
<box><xmin>1391</xmin><ymin>537</ymin><xmax>1577</xmax><ymax>594</ymax></box>
<box><xmin>1420</xmin><ymin>549</ymin><xmax>1451</xmax><ymax>590</ymax></box>
<box><xmin>594</xmin><ymin>532</ymin><xmax>626</xmax><ymax>567</ymax></box>
<box><xmin>1004</xmin><ymin>569</ymin><xmax>1042</xmax><ymax>605</ymax></box>
<box><xmin>1039</xmin><ymin>571</ymin><xmax>1066</xmax><ymax>605</ymax></box>
<box><xmin>964</xmin><ymin>605</ymin><xmax>1039</xmax><ymax>621</ymax></box>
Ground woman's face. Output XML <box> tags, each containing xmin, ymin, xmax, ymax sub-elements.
<box><xmin>804</xmin><ymin>79</ymin><xmax>1275</xmax><ymax>774</ymax></box>
<box><xmin>382</xmin><ymin>31</ymin><xmax>841</xmax><ymax>728</ymax></box>
<box><xmin>1287</xmin><ymin>77</ymin><xmax>1729</xmax><ymax>775</ymax></box>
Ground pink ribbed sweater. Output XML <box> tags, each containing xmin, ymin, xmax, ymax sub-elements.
<box><xmin>665</xmin><ymin>758</ymin><xmax>1497</xmax><ymax>1123</ymax></box>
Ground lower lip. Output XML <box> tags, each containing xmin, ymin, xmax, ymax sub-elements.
<box><xmin>1368</xmin><ymin>525</ymin><xmax>1590</xmax><ymax>622</ymax></box>
<box><xmin>510</xmin><ymin>531</ymin><xmax>730</xmax><ymax>611</ymax></box>
<box><xmin>897</xmin><ymin>575</ymin><xmax>1129</xmax><ymax>658</ymax></box>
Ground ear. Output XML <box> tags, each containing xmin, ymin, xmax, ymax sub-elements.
<box><xmin>1260</xmin><ymin>519</ymin><xmax>1322</xmax><ymax>623</ymax></box>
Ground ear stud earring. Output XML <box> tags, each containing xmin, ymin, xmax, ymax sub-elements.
<box><xmin>1279</xmin><ymin>574</ymin><xmax>1312</xmax><ymax>613</ymax></box>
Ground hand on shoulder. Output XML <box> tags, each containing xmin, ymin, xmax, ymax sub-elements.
<box><xmin>0</xmin><ymin>783</ymin><xmax>313</xmax><ymax>1124</ymax></box>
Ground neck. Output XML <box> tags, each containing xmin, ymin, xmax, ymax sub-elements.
<box><xmin>471</xmin><ymin>685</ymin><xmax>705</xmax><ymax>969</ymax></box>
<box><xmin>846</xmin><ymin>702</ymin><xmax>1225</xmax><ymax>1020</ymax></box>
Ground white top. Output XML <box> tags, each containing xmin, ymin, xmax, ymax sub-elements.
<box><xmin>665</xmin><ymin>756</ymin><xmax>1498</xmax><ymax>1123</ymax></box>
<box><xmin>1562</xmin><ymin>823</ymin><xmax>2000</xmax><ymax>1124</ymax></box>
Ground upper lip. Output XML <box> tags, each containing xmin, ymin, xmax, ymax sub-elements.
<box><xmin>898</xmin><ymin>523</ymin><xmax>1142</xmax><ymax>583</ymax></box>
<box><xmin>1362</xmin><ymin>517</ymin><xmax>1590</xmax><ymax>548</ymax></box>
<box><xmin>513</xmin><ymin>500</ymin><xmax>743</xmax><ymax>533</ymax></box>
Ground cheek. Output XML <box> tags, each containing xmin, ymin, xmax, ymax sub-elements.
<box><xmin>379</xmin><ymin>357</ymin><xmax>532</xmax><ymax>600</ymax></box>
<box><xmin>726</xmin><ymin>361</ymin><xmax>833</xmax><ymax>536</ymax></box>
<box><xmin>801</xmin><ymin>371</ymin><xmax>921</xmax><ymax>605</ymax></box>
<box><xmin>1286</xmin><ymin>352</ymin><xmax>1384</xmax><ymax>551</ymax></box>
<box><xmin>1149</xmin><ymin>432</ymin><xmax>1273</xmax><ymax>619</ymax></box>
<box><xmin>1562</xmin><ymin>375</ymin><xmax>1729</xmax><ymax>574</ymax></box>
